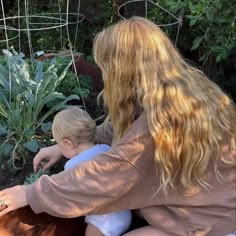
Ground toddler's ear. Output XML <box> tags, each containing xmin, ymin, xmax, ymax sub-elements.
<box><xmin>63</xmin><ymin>138</ymin><xmax>74</xmax><ymax>148</ymax></box>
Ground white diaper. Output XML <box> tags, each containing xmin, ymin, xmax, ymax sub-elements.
<box><xmin>226</xmin><ymin>231</ymin><xmax>236</xmax><ymax>236</ymax></box>
<box><xmin>85</xmin><ymin>210</ymin><xmax>132</xmax><ymax>236</ymax></box>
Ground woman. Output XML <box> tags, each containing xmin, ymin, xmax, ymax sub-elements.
<box><xmin>0</xmin><ymin>17</ymin><xmax>235</xmax><ymax>236</ymax></box>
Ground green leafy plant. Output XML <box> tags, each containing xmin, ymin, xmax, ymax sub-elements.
<box><xmin>147</xmin><ymin>0</ymin><xmax>235</xmax><ymax>101</ymax></box>
<box><xmin>148</xmin><ymin>0</ymin><xmax>235</xmax><ymax>63</ymax></box>
<box><xmin>24</xmin><ymin>168</ymin><xmax>50</xmax><ymax>185</ymax></box>
<box><xmin>0</xmin><ymin>47</ymin><xmax>80</xmax><ymax>170</ymax></box>
<box><xmin>57</xmin><ymin>74</ymin><xmax>93</xmax><ymax>98</ymax></box>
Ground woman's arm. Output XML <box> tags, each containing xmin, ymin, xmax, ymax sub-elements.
<box><xmin>0</xmin><ymin>145</ymin><xmax>143</xmax><ymax>217</ymax></box>
<box><xmin>26</xmin><ymin>144</ymin><xmax>144</xmax><ymax>218</ymax></box>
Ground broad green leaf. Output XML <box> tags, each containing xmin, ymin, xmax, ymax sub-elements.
<box><xmin>206</xmin><ymin>8</ymin><xmax>215</xmax><ymax>21</ymax></box>
<box><xmin>37</xmin><ymin>94</ymin><xmax>80</xmax><ymax>127</ymax></box>
<box><xmin>0</xmin><ymin>143</ymin><xmax>14</xmax><ymax>157</ymax></box>
<box><xmin>0</xmin><ymin>125</ymin><xmax>8</xmax><ymax>136</ymax></box>
<box><xmin>0</xmin><ymin>90</ymin><xmax>10</xmax><ymax>108</ymax></box>
<box><xmin>57</xmin><ymin>60</ymin><xmax>73</xmax><ymax>82</ymax></box>
<box><xmin>216</xmin><ymin>54</ymin><xmax>222</xmax><ymax>63</ymax></box>
<box><xmin>76</xmin><ymin>88</ymin><xmax>90</xmax><ymax>98</ymax></box>
<box><xmin>45</xmin><ymin>92</ymin><xmax>66</xmax><ymax>105</ymax></box>
<box><xmin>23</xmin><ymin>128</ymin><xmax>35</xmax><ymax>139</ymax></box>
<box><xmin>191</xmin><ymin>36</ymin><xmax>202</xmax><ymax>51</ymax></box>
<box><xmin>41</xmin><ymin>122</ymin><xmax>52</xmax><ymax>134</ymax></box>
<box><xmin>186</xmin><ymin>15</ymin><xmax>204</xmax><ymax>26</ymax></box>
<box><xmin>23</xmin><ymin>140</ymin><xmax>39</xmax><ymax>153</ymax></box>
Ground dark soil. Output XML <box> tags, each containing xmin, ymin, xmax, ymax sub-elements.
<box><xmin>0</xmin><ymin>160</ymin><xmax>34</xmax><ymax>191</ymax></box>
<box><xmin>0</xmin><ymin>158</ymin><xmax>66</xmax><ymax>191</ymax></box>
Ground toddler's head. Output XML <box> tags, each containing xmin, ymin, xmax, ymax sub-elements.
<box><xmin>52</xmin><ymin>107</ymin><xmax>96</xmax><ymax>158</ymax></box>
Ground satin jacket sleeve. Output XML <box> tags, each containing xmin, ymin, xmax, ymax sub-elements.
<box><xmin>95</xmin><ymin>121</ymin><xmax>113</xmax><ymax>145</ymax></box>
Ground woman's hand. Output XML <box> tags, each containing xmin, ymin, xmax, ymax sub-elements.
<box><xmin>0</xmin><ymin>185</ymin><xmax>28</xmax><ymax>216</ymax></box>
<box><xmin>33</xmin><ymin>144</ymin><xmax>62</xmax><ymax>173</ymax></box>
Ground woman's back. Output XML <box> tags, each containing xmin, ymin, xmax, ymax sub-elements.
<box><xmin>95</xmin><ymin>113</ymin><xmax>236</xmax><ymax>235</ymax></box>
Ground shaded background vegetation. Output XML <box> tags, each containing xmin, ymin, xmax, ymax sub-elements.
<box><xmin>2</xmin><ymin>0</ymin><xmax>235</xmax><ymax>99</ymax></box>
<box><xmin>0</xmin><ymin>0</ymin><xmax>235</xmax><ymax>185</ymax></box>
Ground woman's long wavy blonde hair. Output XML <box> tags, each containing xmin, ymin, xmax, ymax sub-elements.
<box><xmin>93</xmin><ymin>16</ymin><xmax>236</xmax><ymax>194</ymax></box>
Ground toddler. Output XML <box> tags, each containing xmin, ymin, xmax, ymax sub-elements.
<box><xmin>52</xmin><ymin>107</ymin><xmax>132</xmax><ymax>236</ymax></box>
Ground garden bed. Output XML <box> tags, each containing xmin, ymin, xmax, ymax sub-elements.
<box><xmin>0</xmin><ymin>158</ymin><xmax>66</xmax><ymax>191</ymax></box>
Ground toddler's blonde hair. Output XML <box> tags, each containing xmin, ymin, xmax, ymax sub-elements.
<box><xmin>52</xmin><ymin>107</ymin><xmax>96</xmax><ymax>146</ymax></box>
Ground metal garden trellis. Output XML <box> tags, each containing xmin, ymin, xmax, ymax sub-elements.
<box><xmin>0</xmin><ymin>0</ymin><xmax>87</xmax><ymax>108</ymax></box>
<box><xmin>0</xmin><ymin>0</ymin><xmax>182</xmax><ymax>112</ymax></box>
<box><xmin>117</xmin><ymin>0</ymin><xmax>182</xmax><ymax>46</ymax></box>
